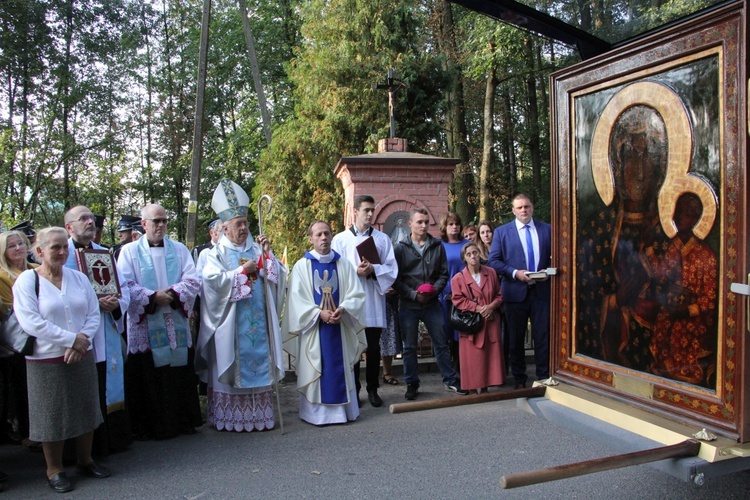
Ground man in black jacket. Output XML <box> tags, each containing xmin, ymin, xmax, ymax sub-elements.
<box><xmin>393</xmin><ymin>207</ymin><xmax>468</xmax><ymax>400</ymax></box>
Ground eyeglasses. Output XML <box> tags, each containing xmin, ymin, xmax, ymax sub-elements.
<box><xmin>6</xmin><ymin>242</ymin><xmax>27</xmax><ymax>250</ymax></box>
<box><xmin>146</xmin><ymin>218</ymin><xmax>168</xmax><ymax>225</ymax></box>
<box><xmin>74</xmin><ymin>215</ymin><xmax>96</xmax><ymax>223</ymax></box>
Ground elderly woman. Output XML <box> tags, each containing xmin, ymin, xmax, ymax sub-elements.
<box><xmin>450</xmin><ymin>242</ymin><xmax>505</xmax><ymax>392</ymax></box>
<box><xmin>12</xmin><ymin>227</ymin><xmax>109</xmax><ymax>493</ymax></box>
<box><xmin>0</xmin><ymin>230</ymin><xmax>38</xmax><ymax>451</ymax></box>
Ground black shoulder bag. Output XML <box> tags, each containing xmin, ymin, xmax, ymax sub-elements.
<box><xmin>448</xmin><ymin>273</ymin><xmax>482</xmax><ymax>335</ymax></box>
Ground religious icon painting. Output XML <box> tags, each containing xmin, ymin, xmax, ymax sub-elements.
<box><xmin>549</xmin><ymin>3</ymin><xmax>749</xmax><ymax>440</ymax></box>
<box><xmin>75</xmin><ymin>248</ymin><xmax>122</xmax><ymax>298</ymax></box>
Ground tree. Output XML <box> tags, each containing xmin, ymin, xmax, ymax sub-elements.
<box><xmin>435</xmin><ymin>0</ymin><xmax>474</xmax><ymax>224</ymax></box>
<box><xmin>254</xmin><ymin>0</ymin><xmax>444</xmax><ymax>259</ymax></box>
<box><xmin>2</xmin><ymin>0</ymin><xmax>669</xmax><ymax>242</ymax></box>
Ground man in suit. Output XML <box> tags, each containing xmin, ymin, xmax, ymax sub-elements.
<box><xmin>488</xmin><ymin>193</ymin><xmax>551</xmax><ymax>389</ymax></box>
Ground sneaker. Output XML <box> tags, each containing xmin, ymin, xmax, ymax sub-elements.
<box><xmin>445</xmin><ymin>382</ymin><xmax>469</xmax><ymax>395</ymax></box>
<box><xmin>405</xmin><ymin>383</ymin><xmax>419</xmax><ymax>400</ymax></box>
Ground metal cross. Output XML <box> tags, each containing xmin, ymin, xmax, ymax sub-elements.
<box><xmin>372</xmin><ymin>68</ymin><xmax>407</xmax><ymax>139</ymax></box>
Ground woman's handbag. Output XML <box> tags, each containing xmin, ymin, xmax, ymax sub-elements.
<box><xmin>0</xmin><ymin>271</ymin><xmax>39</xmax><ymax>356</ymax></box>
<box><xmin>0</xmin><ymin>308</ymin><xmax>35</xmax><ymax>355</ymax></box>
<box><xmin>448</xmin><ymin>273</ymin><xmax>483</xmax><ymax>334</ymax></box>
<box><xmin>449</xmin><ymin>303</ymin><xmax>482</xmax><ymax>334</ymax></box>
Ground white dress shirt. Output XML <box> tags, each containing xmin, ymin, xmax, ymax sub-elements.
<box><xmin>514</xmin><ymin>218</ymin><xmax>540</xmax><ymax>277</ymax></box>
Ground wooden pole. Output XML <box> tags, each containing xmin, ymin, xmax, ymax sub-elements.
<box><xmin>388</xmin><ymin>386</ymin><xmax>546</xmax><ymax>414</ymax></box>
<box><xmin>238</xmin><ymin>0</ymin><xmax>272</xmax><ymax>145</ymax></box>
<box><xmin>186</xmin><ymin>0</ymin><xmax>212</xmax><ymax>251</ymax></box>
<box><xmin>499</xmin><ymin>439</ymin><xmax>702</xmax><ymax>489</ymax></box>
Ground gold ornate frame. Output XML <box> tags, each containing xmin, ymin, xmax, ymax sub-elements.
<box><xmin>550</xmin><ymin>2</ymin><xmax>747</xmax><ymax>440</ymax></box>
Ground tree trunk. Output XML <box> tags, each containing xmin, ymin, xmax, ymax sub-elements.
<box><xmin>500</xmin><ymin>87</ymin><xmax>516</xmax><ymax>197</ymax></box>
<box><xmin>161</xmin><ymin>0</ymin><xmax>177</xmax><ymax>207</ymax></box>
<box><xmin>537</xmin><ymin>43</ymin><xmax>549</xmax><ymax>126</ymax></box>
<box><xmin>479</xmin><ymin>56</ymin><xmax>498</xmax><ymax>222</ymax></box>
<box><xmin>524</xmin><ymin>37</ymin><xmax>542</xmax><ymax>201</ymax></box>
<box><xmin>438</xmin><ymin>0</ymin><xmax>473</xmax><ymax>223</ymax></box>
<box><xmin>578</xmin><ymin>0</ymin><xmax>592</xmax><ymax>31</ymax></box>
<box><xmin>60</xmin><ymin>0</ymin><xmax>75</xmax><ymax>211</ymax></box>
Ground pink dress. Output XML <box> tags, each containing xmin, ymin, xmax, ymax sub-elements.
<box><xmin>451</xmin><ymin>266</ymin><xmax>505</xmax><ymax>390</ymax></box>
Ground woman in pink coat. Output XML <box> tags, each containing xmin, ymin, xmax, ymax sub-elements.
<box><xmin>450</xmin><ymin>243</ymin><xmax>505</xmax><ymax>392</ymax></box>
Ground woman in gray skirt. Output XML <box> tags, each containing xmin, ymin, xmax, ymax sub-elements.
<box><xmin>12</xmin><ymin>227</ymin><xmax>110</xmax><ymax>493</ymax></box>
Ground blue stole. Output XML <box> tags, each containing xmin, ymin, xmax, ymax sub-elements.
<box><xmin>65</xmin><ymin>240</ymin><xmax>125</xmax><ymax>410</ymax></box>
<box><xmin>136</xmin><ymin>236</ymin><xmax>189</xmax><ymax>367</ymax></box>
<box><xmin>305</xmin><ymin>251</ymin><xmax>346</xmax><ymax>404</ymax></box>
<box><xmin>225</xmin><ymin>245</ymin><xmax>270</xmax><ymax>387</ymax></box>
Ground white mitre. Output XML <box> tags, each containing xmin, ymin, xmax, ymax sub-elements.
<box><xmin>211</xmin><ymin>179</ymin><xmax>249</xmax><ymax>222</ymax></box>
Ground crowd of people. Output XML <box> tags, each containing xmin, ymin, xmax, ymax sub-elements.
<box><xmin>0</xmin><ymin>186</ymin><xmax>552</xmax><ymax>492</ymax></box>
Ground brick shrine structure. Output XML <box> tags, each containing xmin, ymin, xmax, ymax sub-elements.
<box><xmin>334</xmin><ymin>138</ymin><xmax>460</xmax><ymax>240</ymax></box>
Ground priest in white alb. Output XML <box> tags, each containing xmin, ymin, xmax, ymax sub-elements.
<box><xmin>283</xmin><ymin>220</ymin><xmax>366</xmax><ymax>425</ymax></box>
<box><xmin>117</xmin><ymin>203</ymin><xmax>202</xmax><ymax>440</ymax></box>
<box><xmin>196</xmin><ymin>179</ymin><xmax>287</xmax><ymax>432</ymax></box>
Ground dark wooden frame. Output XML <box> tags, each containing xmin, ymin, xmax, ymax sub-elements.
<box><xmin>74</xmin><ymin>248</ymin><xmax>122</xmax><ymax>298</ymax></box>
<box><xmin>550</xmin><ymin>1</ymin><xmax>747</xmax><ymax>441</ymax></box>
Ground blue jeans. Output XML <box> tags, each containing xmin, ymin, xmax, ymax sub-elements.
<box><xmin>399</xmin><ymin>302</ymin><xmax>458</xmax><ymax>386</ymax></box>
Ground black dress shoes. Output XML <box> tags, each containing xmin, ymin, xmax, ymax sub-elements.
<box><xmin>76</xmin><ymin>461</ymin><xmax>111</xmax><ymax>479</ymax></box>
<box><xmin>514</xmin><ymin>382</ymin><xmax>527</xmax><ymax>390</ymax></box>
<box><xmin>368</xmin><ymin>390</ymin><xmax>383</xmax><ymax>407</ymax></box>
<box><xmin>48</xmin><ymin>472</ymin><xmax>73</xmax><ymax>493</ymax></box>
<box><xmin>405</xmin><ymin>383</ymin><xmax>419</xmax><ymax>400</ymax></box>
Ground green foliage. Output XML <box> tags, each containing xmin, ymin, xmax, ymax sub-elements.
<box><xmin>255</xmin><ymin>0</ymin><xmax>444</xmax><ymax>260</ymax></box>
<box><xmin>0</xmin><ymin>0</ymin><xmax>713</xmax><ymax>242</ymax></box>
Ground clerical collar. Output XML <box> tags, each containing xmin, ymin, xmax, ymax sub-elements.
<box><xmin>309</xmin><ymin>249</ymin><xmax>334</xmax><ymax>263</ymax></box>
<box><xmin>147</xmin><ymin>239</ymin><xmax>164</xmax><ymax>247</ymax></box>
<box><xmin>72</xmin><ymin>240</ymin><xmax>92</xmax><ymax>250</ymax></box>
<box><xmin>229</xmin><ymin>241</ymin><xmax>248</xmax><ymax>252</ymax></box>
<box><xmin>219</xmin><ymin>235</ymin><xmax>249</xmax><ymax>252</ymax></box>
<box><xmin>350</xmin><ymin>225</ymin><xmax>373</xmax><ymax>237</ymax></box>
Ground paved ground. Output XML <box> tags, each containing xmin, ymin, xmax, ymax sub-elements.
<box><xmin>1</xmin><ymin>364</ymin><xmax>749</xmax><ymax>498</ymax></box>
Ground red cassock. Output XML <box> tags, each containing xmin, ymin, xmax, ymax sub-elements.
<box><xmin>450</xmin><ymin>266</ymin><xmax>505</xmax><ymax>390</ymax></box>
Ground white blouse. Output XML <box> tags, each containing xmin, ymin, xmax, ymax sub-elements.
<box><xmin>12</xmin><ymin>267</ymin><xmax>100</xmax><ymax>360</ymax></box>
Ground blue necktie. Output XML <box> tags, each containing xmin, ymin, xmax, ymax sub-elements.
<box><xmin>525</xmin><ymin>225</ymin><xmax>536</xmax><ymax>272</ymax></box>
